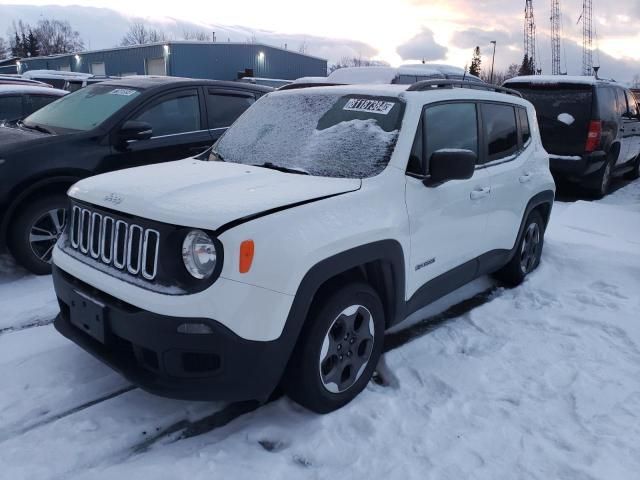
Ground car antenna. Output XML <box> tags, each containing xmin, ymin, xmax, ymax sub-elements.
<box><xmin>463</xmin><ymin>64</ymin><xmax>468</xmax><ymax>82</ymax></box>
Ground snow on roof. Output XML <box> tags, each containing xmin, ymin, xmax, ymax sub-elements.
<box><xmin>326</xmin><ymin>64</ymin><xmax>477</xmax><ymax>85</ymax></box>
<box><xmin>0</xmin><ymin>84</ymin><xmax>67</xmax><ymax>95</ymax></box>
<box><xmin>401</xmin><ymin>63</ymin><xmax>467</xmax><ymax>76</ymax></box>
<box><xmin>504</xmin><ymin>75</ymin><xmax>611</xmax><ymax>86</ymax></box>
<box><xmin>22</xmin><ymin>70</ymin><xmax>93</xmax><ymax>80</ymax></box>
<box><xmin>292</xmin><ymin>76</ymin><xmax>329</xmax><ymax>84</ymax></box>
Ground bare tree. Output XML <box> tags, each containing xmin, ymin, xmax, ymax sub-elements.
<box><xmin>120</xmin><ymin>22</ymin><xmax>168</xmax><ymax>46</ymax></box>
<box><xmin>183</xmin><ymin>30</ymin><xmax>209</xmax><ymax>41</ymax></box>
<box><xmin>34</xmin><ymin>19</ymin><xmax>84</xmax><ymax>55</ymax></box>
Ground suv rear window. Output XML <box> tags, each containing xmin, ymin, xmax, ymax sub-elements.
<box><xmin>508</xmin><ymin>83</ymin><xmax>593</xmax><ymax>155</ymax></box>
<box><xmin>214</xmin><ymin>92</ymin><xmax>404</xmax><ymax>179</ymax></box>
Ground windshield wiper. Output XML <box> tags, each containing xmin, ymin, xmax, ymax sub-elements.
<box><xmin>257</xmin><ymin>162</ymin><xmax>310</xmax><ymax>175</ymax></box>
<box><xmin>209</xmin><ymin>149</ymin><xmax>225</xmax><ymax>162</ymax></box>
<box><xmin>19</xmin><ymin>121</ymin><xmax>54</xmax><ymax>135</ymax></box>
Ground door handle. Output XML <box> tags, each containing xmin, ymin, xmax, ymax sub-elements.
<box><xmin>470</xmin><ymin>187</ymin><xmax>491</xmax><ymax>200</ymax></box>
<box><xmin>519</xmin><ymin>173</ymin><xmax>533</xmax><ymax>183</ymax></box>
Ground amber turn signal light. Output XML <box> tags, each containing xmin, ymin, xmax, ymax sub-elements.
<box><xmin>239</xmin><ymin>240</ymin><xmax>255</xmax><ymax>273</ymax></box>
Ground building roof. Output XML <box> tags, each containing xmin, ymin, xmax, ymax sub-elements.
<box><xmin>19</xmin><ymin>41</ymin><xmax>328</xmax><ymax>63</ymax></box>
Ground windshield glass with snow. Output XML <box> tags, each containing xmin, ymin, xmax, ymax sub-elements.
<box><xmin>24</xmin><ymin>84</ymin><xmax>141</xmax><ymax>132</ymax></box>
<box><xmin>213</xmin><ymin>91</ymin><xmax>404</xmax><ymax>179</ymax></box>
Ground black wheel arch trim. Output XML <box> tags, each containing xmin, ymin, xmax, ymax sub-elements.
<box><xmin>0</xmin><ymin>174</ymin><xmax>84</xmax><ymax>248</ymax></box>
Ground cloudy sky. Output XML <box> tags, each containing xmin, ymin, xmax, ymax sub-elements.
<box><xmin>2</xmin><ymin>0</ymin><xmax>639</xmax><ymax>82</ymax></box>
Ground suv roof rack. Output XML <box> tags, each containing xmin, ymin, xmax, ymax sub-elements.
<box><xmin>407</xmin><ymin>79</ymin><xmax>523</xmax><ymax>98</ymax></box>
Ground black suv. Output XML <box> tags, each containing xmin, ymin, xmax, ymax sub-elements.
<box><xmin>504</xmin><ymin>76</ymin><xmax>640</xmax><ymax>197</ymax></box>
<box><xmin>0</xmin><ymin>76</ymin><xmax>271</xmax><ymax>274</ymax></box>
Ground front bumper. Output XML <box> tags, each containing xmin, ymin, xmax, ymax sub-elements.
<box><xmin>549</xmin><ymin>151</ymin><xmax>607</xmax><ymax>184</ymax></box>
<box><xmin>53</xmin><ymin>266</ymin><xmax>291</xmax><ymax>402</ymax></box>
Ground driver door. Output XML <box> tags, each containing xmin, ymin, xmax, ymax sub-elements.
<box><xmin>405</xmin><ymin>102</ymin><xmax>492</xmax><ymax>300</ymax></box>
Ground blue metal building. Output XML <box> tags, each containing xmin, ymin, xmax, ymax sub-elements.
<box><xmin>17</xmin><ymin>42</ymin><xmax>327</xmax><ymax>80</ymax></box>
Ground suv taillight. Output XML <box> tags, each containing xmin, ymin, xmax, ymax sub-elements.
<box><xmin>585</xmin><ymin>120</ymin><xmax>602</xmax><ymax>153</ymax></box>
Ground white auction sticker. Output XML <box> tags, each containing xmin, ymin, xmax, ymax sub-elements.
<box><xmin>109</xmin><ymin>88</ymin><xmax>137</xmax><ymax>96</ymax></box>
<box><xmin>343</xmin><ymin>98</ymin><xmax>395</xmax><ymax>115</ymax></box>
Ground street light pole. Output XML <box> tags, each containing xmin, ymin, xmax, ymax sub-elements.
<box><xmin>490</xmin><ymin>40</ymin><xmax>497</xmax><ymax>84</ymax></box>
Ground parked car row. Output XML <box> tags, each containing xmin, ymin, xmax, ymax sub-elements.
<box><xmin>0</xmin><ymin>84</ymin><xmax>67</xmax><ymax>124</ymax></box>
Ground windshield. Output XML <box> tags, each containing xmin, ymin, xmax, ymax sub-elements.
<box><xmin>213</xmin><ymin>91</ymin><xmax>404</xmax><ymax>179</ymax></box>
<box><xmin>24</xmin><ymin>84</ymin><xmax>142</xmax><ymax>132</ymax></box>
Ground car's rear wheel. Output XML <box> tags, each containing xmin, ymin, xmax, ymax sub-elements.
<box><xmin>8</xmin><ymin>194</ymin><xmax>68</xmax><ymax>275</ymax></box>
<box><xmin>624</xmin><ymin>154</ymin><xmax>640</xmax><ymax>180</ymax></box>
<box><xmin>493</xmin><ymin>210</ymin><xmax>545</xmax><ymax>287</ymax></box>
<box><xmin>284</xmin><ymin>282</ymin><xmax>385</xmax><ymax>413</ymax></box>
<box><xmin>591</xmin><ymin>157</ymin><xmax>614</xmax><ymax>199</ymax></box>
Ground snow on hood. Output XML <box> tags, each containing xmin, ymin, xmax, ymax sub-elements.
<box><xmin>68</xmin><ymin>159</ymin><xmax>361</xmax><ymax>230</ymax></box>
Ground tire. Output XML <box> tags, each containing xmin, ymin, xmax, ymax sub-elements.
<box><xmin>8</xmin><ymin>194</ymin><xmax>69</xmax><ymax>275</ymax></box>
<box><xmin>624</xmin><ymin>154</ymin><xmax>640</xmax><ymax>180</ymax></box>
<box><xmin>590</xmin><ymin>156</ymin><xmax>615</xmax><ymax>199</ymax></box>
<box><xmin>493</xmin><ymin>210</ymin><xmax>545</xmax><ymax>287</ymax></box>
<box><xmin>284</xmin><ymin>282</ymin><xmax>385</xmax><ymax>413</ymax></box>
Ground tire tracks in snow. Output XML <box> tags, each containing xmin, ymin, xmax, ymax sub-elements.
<box><xmin>0</xmin><ymin>316</ymin><xmax>56</xmax><ymax>336</ymax></box>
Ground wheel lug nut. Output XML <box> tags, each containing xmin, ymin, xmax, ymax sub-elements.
<box><xmin>347</xmin><ymin>351</ymin><xmax>352</xmax><ymax>357</ymax></box>
<box><xmin>339</xmin><ymin>355</ymin><xmax>344</xmax><ymax>361</ymax></box>
<box><xmin>349</xmin><ymin>338</ymin><xmax>355</xmax><ymax>344</ymax></box>
<box><xmin>344</xmin><ymin>334</ymin><xmax>349</xmax><ymax>340</ymax></box>
<box><xmin>337</xmin><ymin>344</ymin><xmax>342</xmax><ymax>350</ymax></box>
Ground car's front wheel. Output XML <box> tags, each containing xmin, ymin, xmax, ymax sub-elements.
<box><xmin>8</xmin><ymin>194</ymin><xmax>68</xmax><ymax>275</ymax></box>
<box><xmin>624</xmin><ymin>154</ymin><xmax>640</xmax><ymax>180</ymax></box>
<box><xmin>284</xmin><ymin>282</ymin><xmax>385</xmax><ymax>413</ymax></box>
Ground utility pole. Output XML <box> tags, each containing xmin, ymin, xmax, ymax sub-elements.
<box><xmin>524</xmin><ymin>0</ymin><xmax>537</xmax><ymax>74</ymax></box>
<box><xmin>489</xmin><ymin>41</ymin><xmax>497</xmax><ymax>84</ymax></box>
<box><xmin>551</xmin><ymin>0</ymin><xmax>561</xmax><ymax>75</ymax></box>
<box><xmin>580</xmin><ymin>0</ymin><xmax>593</xmax><ymax>76</ymax></box>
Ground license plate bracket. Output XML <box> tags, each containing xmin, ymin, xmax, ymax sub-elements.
<box><xmin>69</xmin><ymin>289</ymin><xmax>107</xmax><ymax>344</ymax></box>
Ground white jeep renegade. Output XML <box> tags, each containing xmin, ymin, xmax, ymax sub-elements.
<box><xmin>53</xmin><ymin>81</ymin><xmax>555</xmax><ymax>413</ymax></box>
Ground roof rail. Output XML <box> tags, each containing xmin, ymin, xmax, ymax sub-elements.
<box><xmin>407</xmin><ymin>79</ymin><xmax>523</xmax><ymax>98</ymax></box>
<box><xmin>278</xmin><ymin>82</ymin><xmax>344</xmax><ymax>91</ymax></box>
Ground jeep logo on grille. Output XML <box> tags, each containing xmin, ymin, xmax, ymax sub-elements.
<box><xmin>104</xmin><ymin>193</ymin><xmax>123</xmax><ymax>205</ymax></box>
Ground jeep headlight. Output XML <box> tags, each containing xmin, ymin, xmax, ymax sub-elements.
<box><xmin>182</xmin><ymin>230</ymin><xmax>217</xmax><ymax>279</ymax></box>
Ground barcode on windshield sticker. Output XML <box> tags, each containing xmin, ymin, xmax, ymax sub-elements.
<box><xmin>109</xmin><ymin>88</ymin><xmax>137</xmax><ymax>96</ymax></box>
<box><xmin>343</xmin><ymin>98</ymin><xmax>395</xmax><ymax>115</ymax></box>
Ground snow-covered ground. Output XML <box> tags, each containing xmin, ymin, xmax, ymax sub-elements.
<box><xmin>0</xmin><ymin>180</ymin><xmax>639</xmax><ymax>480</ymax></box>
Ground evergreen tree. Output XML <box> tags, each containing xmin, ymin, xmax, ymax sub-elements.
<box><xmin>26</xmin><ymin>30</ymin><xmax>39</xmax><ymax>57</ymax></box>
<box><xmin>469</xmin><ymin>46</ymin><xmax>481</xmax><ymax>77</ymax></box>
<box><xmin>519</xmin><ymin>54</ymin><xmax>535</xmax><ymax>76</ymax></box>
<box><xmin>12</xmin><ymin>32</ymin><xmax>23</xmax><ymax>57</ymax></box>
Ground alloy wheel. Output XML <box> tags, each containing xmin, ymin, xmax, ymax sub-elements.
<box><xmin>319</xmin><ymin>304</ymin><xmax>375</xmax><ymax>394</ymax></box>
<box><xmin>29</xmin><ymin>208</ymin><xmax>67</xmax><ymax>264</ymax></box>
<box><xmin>520</xmin><ymin>222</ymin><xmax>541</xmax><ymax>274</ymax></box>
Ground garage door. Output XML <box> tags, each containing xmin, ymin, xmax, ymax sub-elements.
<box><xmin>91</xmin><ymin>62</ymin><xmax>106</xmax><ymax>76</ymax></box>
<box><xmin>146</xmin><ymin>58</ymin><xmax>166</xmax><ymax>76</ymax></box>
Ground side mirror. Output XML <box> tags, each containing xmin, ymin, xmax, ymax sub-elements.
<box><xmin>426</xmin><ymin>149</ymin><xmax>477</xmax><ymax>185</ymax></box>
<box><xmin>118</xmin><ymin>120</ymin><xmax>152</xmax><ymax>142</ymax></box>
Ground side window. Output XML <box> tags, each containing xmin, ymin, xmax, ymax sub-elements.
<box><xmin>518</xmin><ymin>107</ymin><xmax>531</xmax><ymax>145</ymax></box>
<box><xmin>615</xmin><ymin>89</ymin><xmax>627</xmax><ymax>116</ymax></box>
<box><xmin>206</xmin><ymin>92</ymin><xmax>255</xmax><ymax>129</ymax></box>
<box><xmin>0</xmin><ymin>96</ymin><xmax>23</xmax><ymax>121</ymax></box>
<box><xmin>625</xmin><ymin>90</ymin><xmax>638</xmax><ymax>116</ymax></box>
<box><xmin>134</xmin><ymin>90</ymin><xmax>201</xmax><ymax>137</ymax></box>
<box><xmin>424</xmin><ymin>102</ymin><xmax>478</xmax><ymax>173</ymax></box>
<box><xmin>24</xmin><ymin>95</ymin><xmax>60</xmax><ymax>116</ymax></box>
<box><xmin>481</xmin><ymin>103</ymin><xmax>518</xmax><ymax>162</ymax></box>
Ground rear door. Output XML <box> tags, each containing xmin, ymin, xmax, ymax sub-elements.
<box><xmin>205</xmin><ymin>88</ymin><xmax>256</xmax><ymax>142</ymax></box>
<box><xmin>480</xmin><ymin>103</ymin><xmax>533</xmax><ymax>251</ymax></box>
<box><xmin>615</xmin><ymin>88</ymin><xmax>633</xmax><ymax>164</ymax></box>
<box><xmin>113</xmin><ymin>87</ymin><xmax>212</xmax><ymax>170</ymax></box>
<box><xmin>623</xmin><ymin>89</ymin><xmax>640</xmax><ymax>162</ymax></box>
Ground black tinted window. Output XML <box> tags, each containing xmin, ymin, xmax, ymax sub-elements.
<box><xmin>207</xmin><ymin>92</ymin><xmax>254</xmax><ymax>129</ymax></box>
<box><xmin>24</xmin><ymin>95</ymin><xmax>60</xmax><ymax>116</ymax></box>
<box><xmin>0</xmin><ymin>96</ymin><xmax>23</xmax><ymax>121</ymax></box>
<box><xmin>424</xmin><ymin>103</ymin><xmax>478</xmax><ymax>172</ymax></box>
<box><xmin>135</xmin><ymin>91</ymin><xmax>201</xmax><ymax>137</ymax></box>
<box><xmin>482</xmin><ymin>103</ymin><xmax>518</xmax><ymax>161</ymax></box>
<box><xmin>518</xmin><ymin>108</ymin><xmax>531</xmax><ymax>144</ymax></box>
<box><xmin>615</xmin><ymin>89</ymin><xmax>627</xmax><ymax>116</ymax></box>
<box><xmin>597</xmin><ymin>88</ymin><xmax>618</xmax><ymax>120</ymax></box>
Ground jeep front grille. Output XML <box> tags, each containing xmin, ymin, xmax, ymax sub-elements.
<box><xmin>70</xmin><ymin>205</ymin><xmax>160</xmax><ymax>280</ymax></box>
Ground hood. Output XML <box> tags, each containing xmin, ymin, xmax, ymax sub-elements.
<box><xmin>69</xmin><ymin>159</ymin><xmax>361</xmax><ymax>230</ymax></box>
<box><xmin>0</xmin><ymin>124</ymin><xmax>51</xmax><ymax>148</ymax></box>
